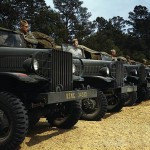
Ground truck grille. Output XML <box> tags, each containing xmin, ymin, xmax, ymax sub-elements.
<box><xmin>35</xmin><ymin>50</ymin><xmax>72</xmax><ymax>91</ymax></box>
<box><xmin>110</xmin><ymin>61</ymin><xmax>124</xmax><ymax>87</ymax></box>
<box><xmin>84</xmin><ymin>65</ymin><xmax>106</xmax><ymax>76</ymax></box>
<box><xmin>83</xmin><ymin>65</ymin><xmax>105</xmax><ymax>75</ymax></box>
<box><xmin>0</xmin><ymin>56</ymin><xmax>28</xmax><ymax>72</ymax></box>
<box><xmin>73</xmin><ymin>59</ymin><xmax>83</xmax><ymax>76</ymax></box>
<box><xmin>0</xmin><ymin>50</ymin><xmax>73</xmax><ymax>92</ymax></box>
<box><xmin>139</xmin><ymin>65</ymin><xmax>146</xmax><ymax>84</ymax></box>
<box><xmin>110</xmin><ymin>63</ymin><xmax>116</xmax><ymax>79</ymax></box>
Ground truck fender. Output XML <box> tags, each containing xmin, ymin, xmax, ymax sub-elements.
<box><xmin>126</xmin><ymin>76</ymin><xmax>139</xmax><ymax>84</ymax></box>
<box><xmin>0</xmin><ymin>72</ymin><xmax>47</xmax><ymax>83</ymax></box>
<box><xmin>83</xmin><ymin>75</ymin><xmax>114</xmax><ymax>83</ymax></box>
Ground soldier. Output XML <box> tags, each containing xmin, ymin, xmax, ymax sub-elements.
<box><xmin>68</xmin><ymin>39</ymin><xmax>85</xmax><ymax>58</ymax></box>
<box><xmin>19</xmin><ymin>20</ymin><xmax>38</xmax><ymax>47</ymax></box>
<box><xmin>126</xmin><ymin>55</ymin><xmax>132</xmax><ymax>64</ymax></box>
<box><xmin>142</xmin><ymin>59</ymin><xmax>147</xmax><ymax>66</ymax></box>
<box><xmin>110</xmin><ymin>49</ymin><xmax>117</xmax><ymax>61</ymax></box>
<box><xmin>20</xmin><ymin>20</ymin><xmax>29</xmax><ymax>35</ymax></box>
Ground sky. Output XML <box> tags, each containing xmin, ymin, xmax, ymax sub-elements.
<box><xmin>45</xmin><ymin>0</ymin><xmax>150</xmax><ymax>21</ymax></box>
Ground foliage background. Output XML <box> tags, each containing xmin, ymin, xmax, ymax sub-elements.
<box><xmin>0</xmin><ymin>0</ymin><xmax>150</xmax><ymax>63</ymax></box>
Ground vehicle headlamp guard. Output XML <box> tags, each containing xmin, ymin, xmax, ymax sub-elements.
<box><xmin>99</xmin><ymin>66</ymin><xmax>110</xmax><ymax>76</ymax></box>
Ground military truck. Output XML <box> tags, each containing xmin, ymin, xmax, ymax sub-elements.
<box><xmin>145</xmin><ymin>66</ymin><xmax>150</xmax><ymax>99</ymax></box>
<box><xmin>0</xmin><ymin>28</ymin><xmax>98</xmax><ymax>149</ymax></box>
<box><xmin>84</xmin><ymin>53</ymin><xmax>138</xmax><ymax>107</ymax></box>
<box><xmin>31</xmin><ymin>32</ymin><xmax>108</xmax><ymax>121</ymax></box>
<box><xmin>69</xmin><ymin>45</ymin><xmax>138</xmax><ymax>107</ymax></box>
<box><xmin>61</xmin><ymin>44</ymin><xmax>137</xmax><ymax>114</ymax></box>
<box><xmin>116</xmin><ymin>56</ymin><xmax>150</xmax><ymax>103</ymax></box>
<box><xmin>145</xmin><ymin>66</ymin><xmax>150</xmax><ymax>85</ymax></box>
<box><xmin>123</xmin><ymin>62</ymin><xmax>150</xmax><ymax>103</ymax></box>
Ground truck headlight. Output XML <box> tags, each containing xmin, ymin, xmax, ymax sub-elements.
<box><xmin>147</xmin><ymin>71</ymin><xmax>150</xmax><ymax>77</ymax></box>
<box><xmin>23</xmin><ymin>58</ymin><xmax>39</xmax><ymax>72</ymax></box>
<box><xmin>33</xmin><ymin>59</ymin><xmax>39</xmax><ymax>71</ymax></box>
<box><xmin>99</xmin><ymin>67</ymin><xmax>109</xmax><ymax>76</ymax></box>
<box><xmin>72</xmin><ymin>64</ymin><xmax>76</xmax><ymax>74</ymax></box>
<box><xmin>130</xmin><ymin>69</ymin><xmax>137</xmax><ymax>76</ymax></box>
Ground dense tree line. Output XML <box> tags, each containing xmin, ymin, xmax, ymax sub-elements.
<box><xmin>0</xmin><ymin>0</ymin><xmax>150</xmax><ymax>62</ymax></box>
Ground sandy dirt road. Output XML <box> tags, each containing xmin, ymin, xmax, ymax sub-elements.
<box><xmin>20</xmin><ymin>100</ymin><xmax>150</xmax><ymax>150</ymax></box>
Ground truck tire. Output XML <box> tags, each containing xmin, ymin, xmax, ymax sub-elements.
<box><xmin>0</xmin><ymin>92</ymin><xmax>28</xmax><ymax>150</ymax></box>
<box><xmin>46</xmin><ymin>101</ymin><xmax>81</xmax><ymax>129</ymax></box>
<box><xmin>81</xmin><ymin>90</ymin><xmax>107</xmax><ymax>121</ymax></box>
<box><xmin>136</xmin><ymin>87</ymin><xmax>147</xmax><ymax>103</ymax></box>
<box><xmin>124</xmin><ymin>92</ymin><xmax>137</xmax><ymax>106</ymax></box>
<box><xmin>107</xmin><ymin>93</ymin><xmax>126</xmax><ymax>112</ymax></box>
<box><xmin>145</xmin><ymin>87</ymin><xmax>150</xmax><ymax>100</ymax></box>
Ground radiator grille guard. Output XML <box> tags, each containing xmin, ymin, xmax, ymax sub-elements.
<box><xmin>83</xmin><ymin>65</ymin><xmax>107</xmax><ymax>75</ymax></box>
<box><xmin>33</xmin><ymin>50</ymin><xmax>73</xmax><ymax>91</ymax></box>
<box><xmin>0</xmin><ymin>50</ymin><xmax>73</xmax><ymax>91</ymax></box>
<box><xmin>110</xmin><ymin>61</ymin><xmax>124</xmax><ymax>87</ymax></box>
<box><xmin>73</xmin><ymin>59</ymin><xmax>84</xmax><ymax>76</ymax></box>
<box><xmin>0</xmin><ymin>55</ymin><xmax>28</xmax><ymax>72</ymax></box>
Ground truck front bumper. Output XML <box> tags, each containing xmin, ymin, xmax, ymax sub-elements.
<box><xmin>114</xmin><ymin>85</ymin><xmax>137</xmax><ymax>93</ymax></box>
<box><xmin>38</xmin><ymin>89</ymin><xmax>97</xmax><ymax>104</ymax></box>
<box><xmin>147</xmin><ymin>83</ymin><xmax>150</xmax><ymax>87</ymax></box>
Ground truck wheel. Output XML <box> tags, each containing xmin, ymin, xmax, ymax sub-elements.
<box><xmin>81</xmin><ymin>90</ymin><xmax>107</xmax><ymax>121</ymax></box>
<box><xmin>0</xmin><ymin>92</ymin><xmax>28</xmax><ymax>150</ymax></box>
<box><xmin>145</xmin><ymin>87</ymin><xmax>150</xmax><ymax>100</ymax></box>
<box><xmin>46</xmin><ymin>101</ymin><xmax>81</xmax><ymax>129</ymax></box>
<box><xmin>136</xmin><ymin>87</ymin><xmax>147</xmax><ymax>103</ymax></box>
<box><xmin>107</xmin><ymin>93</ymin><xmax>126</xmax><ymax>112</ymax></box>
<box><xmin>124</xmin><ymin>92</ymin><xmax>137</xmax><ymax>106</ymax></box>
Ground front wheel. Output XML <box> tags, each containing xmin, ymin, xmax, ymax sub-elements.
<box><xmin>81</xmin><ymin>90</ymin><xmax>107</xmax><ymax>121</ymax></box>
<box><xmin>124</xmin><ymin>92</ymin><xmax>137</xmax><ymax>106</ymax></box>
<box><xmin>107</xmin><ymin>93</ymin><xmax>126</xmax><ymax>112</ymax></box>
<box><xmin>0</xmin><ymin>92</ymin><xmax>28</xmax><ymax>150</ymax></box>
<box><xmin>46</xmin><ymin>101</ymin><xmax>81</xmax><ymax>129</ymax></box>
<box><xmin>145</xmin><ymin>87</ymin><xmax>150</xmax><ymax>100</ymax></box>
<box><xmin>136</xmin><ymin>87</ymin><xmax>147</xmax><ymax>103</ymax></box>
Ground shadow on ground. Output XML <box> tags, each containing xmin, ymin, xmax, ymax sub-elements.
<box><xmin>25</xmin><ymin>120</ymin><xmax>78</xmax><ymax>147</ymax></box>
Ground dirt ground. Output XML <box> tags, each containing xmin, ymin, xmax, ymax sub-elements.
<box><xmin>20</xmin><ymin>100</ymin><xmax>150</xmax><ymax>150</ymax></box>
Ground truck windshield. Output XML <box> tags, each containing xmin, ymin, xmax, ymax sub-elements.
<box><xmin>0</xmin><ymin>30</ymin><xmax>26</xmax><ymax>48</ymax></box>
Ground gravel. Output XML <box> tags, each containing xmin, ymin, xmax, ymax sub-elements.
<box><xmin>20</xmin><ymin>100</ymin><xmax>150</xmax><ymax>150</ymax></box>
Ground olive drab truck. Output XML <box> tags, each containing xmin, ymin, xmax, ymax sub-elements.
<box><xmin>61</xmin><ymin>44</ymin><xmax>137</xmax><ymax>114</ymax></box>
<box><xmin>0</xmin><ymin>27</ymin><xmax>98</xmax><ymax>150</ymax></box>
